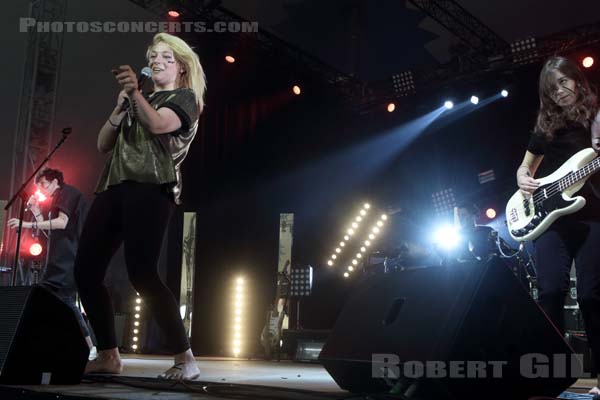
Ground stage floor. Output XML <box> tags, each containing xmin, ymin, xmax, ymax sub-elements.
<box><xmin>0</xmin><ymin>355</ymin><xmax>597</xmax><ymax>399</ymax></box>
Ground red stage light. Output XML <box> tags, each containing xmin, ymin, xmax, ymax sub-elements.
<box><xmin>485</xmin><ymin>208</ymin><xmax>497</xmax><ymax>219</ymax></box>
<box><xmin>34</xmin><ymin>189</ymin><xmax>47</xmax><ymax>202</ymax></box>
<box><xmin>29</xmin><ymin>243</ymin><xmax>43</xmax><ymax>256</ymax></box>
<box><xmin>167</xmin><ymin>10</ymin><xmax>180</xmax><ymax>18</ymax></box>
<box><xmin>292</xmin><ymin>85</ymin><xmax>301</xmax><ymax>95</ymax></box>
<box><xmin>583</xmin><ymin>56</ymin><xmax>594</xmax><ymax>68</ymax></box>
<box><xmin>387</xmin><ymin>103</ymin><xmax>396</xmax><ymax>112</ymax></box>
<box><xmin>225</xmin><ymin>55</ymin><xmax>235</xmax><ymax>63</ymax></box>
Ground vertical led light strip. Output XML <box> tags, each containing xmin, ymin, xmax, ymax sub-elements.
<box><xmin>327</xmin><ymin>203</ymin><xmax>371</xmax><ymax>267</ymax></box>
<box><xmin>131</xmin><ymin>293</ymin><xmax>142</xmax><ymax>352</ymax></box>
<box><xmin>232</xmin><ymin>277</ymin><xmax>245</xmax><ymax>357</ymax></box>
<box><xmin>344</xmin><ymin>211</ymin><xmax>388</xmax><ymax>278</ymax></box>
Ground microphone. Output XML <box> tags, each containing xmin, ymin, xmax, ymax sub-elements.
<box><xmin>119</xmin><ymin>67</ymin><xmax>153</xmax><ymax>112</ymax></box>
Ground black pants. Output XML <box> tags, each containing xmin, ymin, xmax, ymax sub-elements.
<box><xmin>535</xmin><ymin>217</ymin><xmax>600</xmax><ymax>369</ymax></box>
<box><xmin>74</xmin><ymin>182</ymin><xmax>189</xmax><ymax>353</ymax></box>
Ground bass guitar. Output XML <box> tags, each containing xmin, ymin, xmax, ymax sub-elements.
<box><xmin>506</xmin><ymin>148</ymin><xmax>600</xmax><ymax>242</ymax></box>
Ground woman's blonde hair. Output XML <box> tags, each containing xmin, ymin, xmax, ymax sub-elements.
<box><xmin>146</xmin><ymin>32</ymin><xmax>206</xmax><ymax>111</ymax></box>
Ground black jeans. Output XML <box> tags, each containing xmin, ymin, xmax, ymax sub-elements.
<box><xmin>534</xmin><ymin>217</ymin><xmax>600</xmax><ymax>369</ymax></box>
<box><xmin>74</xmin><ymin>182</ymin><xmax>189</xmax><ymax>353</ymax></box>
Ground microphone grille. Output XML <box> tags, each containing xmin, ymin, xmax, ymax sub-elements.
<box><xmin>141</xmin><ymin>67</ymin><xmax>153</xmax><ymax>78</ymax></box>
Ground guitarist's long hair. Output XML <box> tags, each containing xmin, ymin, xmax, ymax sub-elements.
<box><xmin>535</xmin><ymin>56</ymin><xmax>597</xmax><ymax>140</ymax></box>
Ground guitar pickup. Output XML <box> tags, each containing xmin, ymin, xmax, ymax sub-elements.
<box><xmin>523</xmin><ymin>198</ymin><xmax>531</xmax><ymax>217</ymax></box>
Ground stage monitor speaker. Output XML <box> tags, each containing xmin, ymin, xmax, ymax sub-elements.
<box><xmin>319</xmin><ymin>257</ymin><xmax>578</xmax><ymax>400</ymax></box>
<box><xmin>0</xmin><ymin>285</ymin><xmax>89</xmax><ymax>384</ymax></box>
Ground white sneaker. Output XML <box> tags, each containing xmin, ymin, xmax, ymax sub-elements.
<box><xmin>88</xmin><ymin>346</ymin><xmax>97</xmax><ymax>361</ymax></box>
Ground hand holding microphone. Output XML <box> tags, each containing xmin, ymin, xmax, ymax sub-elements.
<box><xmin>112</xmin><ymin>66</ymin><xmax>152</xmax><ymax>112</ymax></box>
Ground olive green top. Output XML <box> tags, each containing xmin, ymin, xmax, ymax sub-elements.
<box><xmin>96</xmin><ymin>88</ymin><xmax>200</xmax><ymax>204</ymax></box>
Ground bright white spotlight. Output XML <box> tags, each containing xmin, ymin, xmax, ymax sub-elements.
<box><xmin>348</xmin><ymin>266</ymin><xmax>354</xmax><ymax>271</ymax></box>
<box><xmin>331</xmin><ymin>254</ymin><xmax>337</xmax><ymax>259</ymax></box>
<box><xmin>381</xmin><ymin>214</ymin><xmax>388</xmax><ymax>220</ymax></box>
<box><xmin>327</xmin><ymin>260</ymin><xmax>333</xmax><ymax>266</ymax></box>
<box><xmin>377</xmin><ymin>221</ymin><xmax>383</xmax><ymax>227</ymax></box>
<box><xmin>352</xmin><ymin>259</ymin><xmax>358</xmax><ymax>265</ymax></box>
<box><xmin>372</xmin><ymin>227</ymin><xmax>380</xmax><ymax>234</ymax></box>
<box><xmin>343</xmin><ymin>272</ymin><xmax>350</xmax><ymax>278</ymax></box>
<box><xmin>368</xmin><ymin>234</ymin><xmax>375</xmax><ymax>240</ymax></box>
<box><xmin>356</xmin><ymin>253</ymin><xmax>362</xmax><ymax>259</ymax></box>
<box><xmin>360</xmin><ymin>210</ymin><xmax>366</xmax><ymax>216</ymax></box>
<box><xmin>335</xmin><ymin>248</ymin><xmax>341</xmax><ymax>253</ymax></box>
<box><xmin>501</xmin><ymin>90</ymin><xmax>508</xmax><ymax>97</ymax></box>
<box><xmin>344</xmin><ymin>235</ymin><xmax>350</xmax><ymax>241</ymax></box>
<box><xmin>360</xmin><ymin>246</ymin><xmax>366</xmax><ymax>252</ymax></box>
<box><xmin>364</xmin><ymin>240</ymin><xmax>371</xmax><ymax>246</ymax></box>
<box><xmin>433</xmin><ymin>225</ymin><xmax>461</xmax><ymax>250</ymax></box>
<box><xmin>364</xmin><ymin>203</ymin><xmax>371</xmax><ymax>209</ymax></box>
<box><xmin>347</xmin><ymin>229</ymin><xmax>354</xmax><ymax>235</ymax></box>
<box><xmin>444</xmin><ymin>100</ymin><xmax>454</xmax><ymax>109</ymax></box>
<box><xmin>340</xmin><ymin>241</ymin><xmax>345</xmax><ymax>247</ymax></box>
<box><xmin>351</xmin><ymin>222</ymin><xmax>358</xmax><ymax>228</ymax></box>
<box><xmin>470</xmin><ymin>96</ymin><xmax>479</xmax><ymax>105</ymax></box>
<box><xmin>355</xmin><ymin>216</ymin><xmax>362</xmax><ymax>222</ymax></box>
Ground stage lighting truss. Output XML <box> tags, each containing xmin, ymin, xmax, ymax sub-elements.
<box><xmin>291</xmin><ymin>266</ymin><xmax>313</xmax><ymax>297</ymax></box>
<box><xmin>510</xmin><ymin>37</ymin><xmax>538</xmax><ymax>65</ymax></box>
<box><xmin>131</xmin><ymin>293</ymin><xmax>142</xmax><ymax>352</ymax></box>
<box><xmin>232</xmin><ymin>277</ymin><xmax>245</xmax><ymax>357</ymax></box>
<box><xmin>327</xmin><ymin>203</ymin><xmax>371</xmax><ymax>267</ymax></box>
<box><xmin>432</xmin><ymin>188</ymin><xmax>456</xmax><ymax>218</ymax></box>
<box><xmin>392</xmin><ymin>71</ymin><xmax>416</xmax><ymax>97</ymax></box>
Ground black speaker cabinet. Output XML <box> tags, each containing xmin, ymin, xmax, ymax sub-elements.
<box><xmin>0</xmin><ymin>285</ymin><xmax>89</xmax><ymax>384</ymax></box>
<box><xmin>319</xmin><ymin>257</ymin><xmax>578</xmax><ymax>399</ymax></box>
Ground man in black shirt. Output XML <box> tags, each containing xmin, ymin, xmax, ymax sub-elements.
<box><xmin>454</xmin><ymin>202</ymin><xmax>496</xmax><ymax>262</ymax></box>
<box><xmin>8</xmin><ymin>168</ymin><xmax>93</xmax><ymax>354</ymax></box>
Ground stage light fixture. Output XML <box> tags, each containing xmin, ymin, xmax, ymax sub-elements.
<box><xmin>344</xmin><ymin>235</ymin><xmax>350</xmax><ymax>241</ymax></box>
<box><xmin>364</xmin><ymin>203</ymin><xmax>371</xmax><ymax>209</ymax></box>
<box><xmin>501</xmin><ymin>90</ymin><xmax>509</xmax><ymax>97</ymax></box>
<box><xmin>293</xmin><ymin>85</ymin><xmax>301</xmax><ymax>95</ymax></box>
<box><xmin>351</xmin><ymin>222</ymin><xmax>358</xmax><ymax>229</ymax></box>
<box><xmin>331</xmin><ymin>254</ymin><xmax>337</xmax><ymax>259</ymax></box>
<box><xmin>470</xmin><ymin>96</ymin><xmax>479</xmax><ymax>105</ymax></box>
<box><xmin>433</xmin><ymin>226</ymin><xmax>461</xmax><ymax>250</ymax></box>
<box><xmin>348</xmin><ymin>266</ymin><xmax>354</xmax><ymax>271</ymax></box>
<box><xmin>381</xmin><ymin>214</ymin><xmax>388</xmax><ymax>220</ymax></box>
<box><xmin>444</xmin><ymin>101</ymin><xmax>454</xmax><ymax>109</ymax></box>
<box><xmin>583</xmin><ymin>56</ymin><xmax>594</xmax><ymax>68</ymax></box>
<box><xmin>327</xmin><ymin>260</ymin><xmax>333</xmax><ymax>266</ymax></box>
<box><xmin>339</xmin><ymin>241</ymin><xmax>345</xmax><ymax>247</ymax></box>
<box><xmin>343</xmin><ymin>272</ymin><xmax>349</xmax><ymax>278</ymax></box>
<box><xmin>225</xmin><ymin>55</ymin><xmax>236</xmax><ymax>63</ymax></box>
<box><xmin>387</xmin><ymin>103</ymin><xmax>396</xmax><ymax>113</ymax></box>
<box><xmin>486</xmin><ymin>208</ymin><xmax>497</xmax><ymax>219</ymax></box>
<box><xmin>168</xmin><ymin>10</ymin><xmax>180</xmax><ymax>17</ymax></box>
<box><xmin>34</xmin><ymin>189</ymin><xmax>47</xmax><ymax>202</ymax></box>
<box><xmin>29</xmin><ymin>243</ymin><xmax>43</xmax><ymax>256</ymax></box>
<box><xmin>232</xmin><ymin>276</ymin><xmax>245</xmax><ymax>357</ymax></box>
